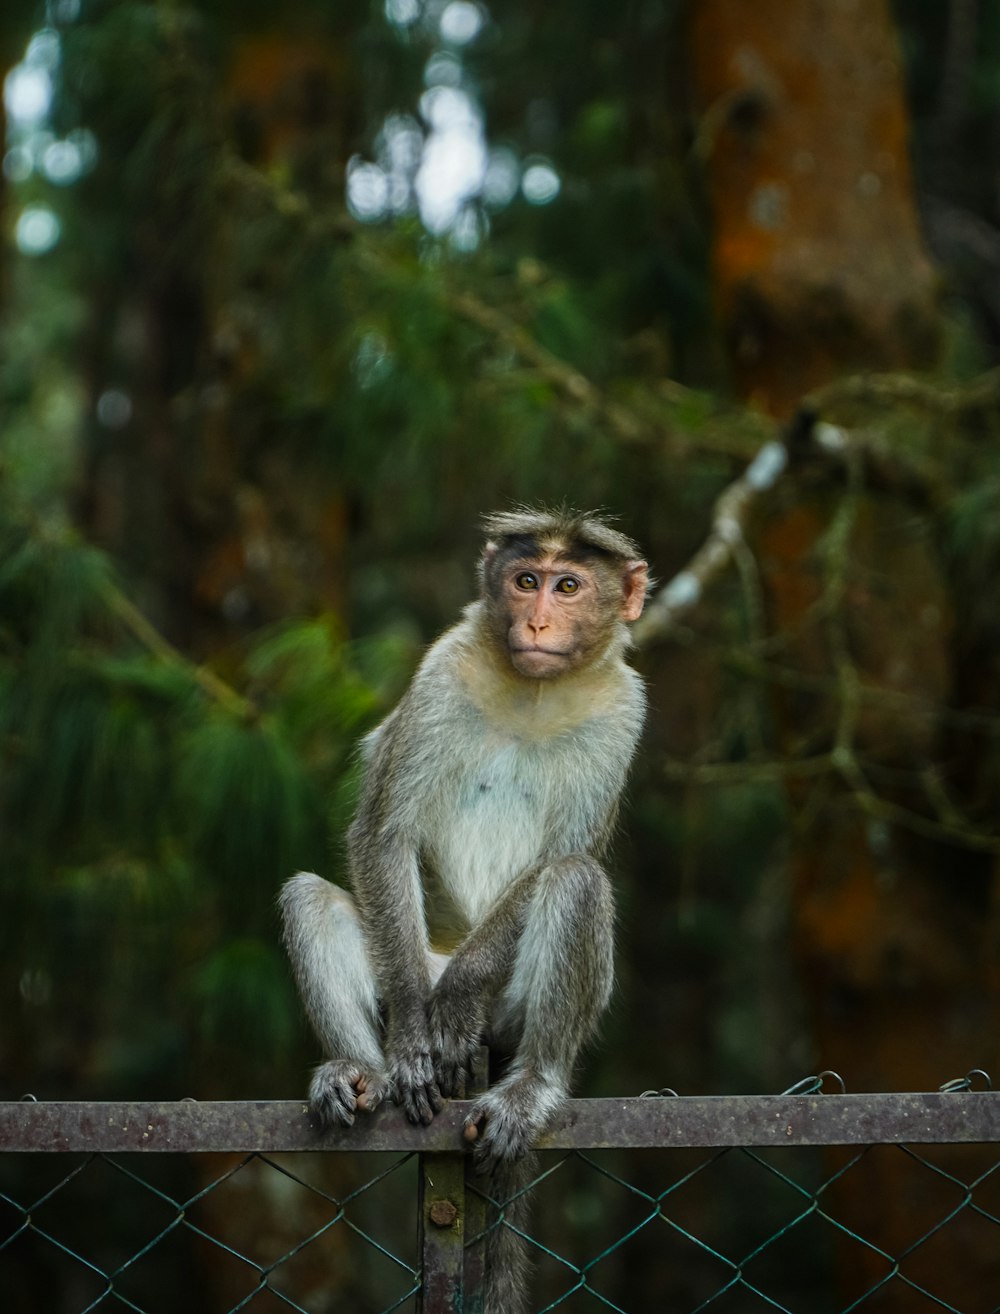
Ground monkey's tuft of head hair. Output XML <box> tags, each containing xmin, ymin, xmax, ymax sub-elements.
<box><xmin>481</xmin><ymin>504</ymin><xmax>642</xmax><ymax>564</ymax></box>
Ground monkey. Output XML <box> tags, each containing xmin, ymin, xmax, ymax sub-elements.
<box><xmin>279</xmin><ymin>506</ymin><xmax>648</xmax><ymax>1307</ymax></box>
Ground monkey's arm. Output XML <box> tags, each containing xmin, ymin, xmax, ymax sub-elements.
<box><xmin>427</xmin><ymin>867</ymin><xmax>537</xmax><ymax>1095</ymax></box>
<box><xmin>349</xmin><ymin>824</ymin><xmax>443</xmax><ymax>1125</ymax></box>
<box><xmin>348</xmin><ymin>710</ymin><xmax>444</xmax><ymax>1126</ymax></box>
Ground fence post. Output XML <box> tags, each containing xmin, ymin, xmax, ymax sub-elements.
<box><xmin>415</xmin><ymin>1048</ymin><xmax>489</xmax><ymax>1313</ymax></box>
<box><xmin>462</xmin><ymin>1048</ymin><xmax>489</xmax><ymax>1314</ymax></box>
<box><xmin>416</xmin><ymin>1139</ymin><xmax>468</xmax><ymax>1312</ymax></box>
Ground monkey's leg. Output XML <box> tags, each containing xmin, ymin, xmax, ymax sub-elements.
<box><xmin>278</xmin><ymin>872</ymin><xmax>390</xmax><ymax>1127</ymax></box>
<box><xmin>465</xmin><ymin>854</ymin><xmax>614</xmax><ymax>1165</ymax></box>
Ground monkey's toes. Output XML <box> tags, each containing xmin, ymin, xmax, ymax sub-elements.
<box><xmin>397</xmin><ymin>1078</ymin><xmax>443</xmax><ymax>1126</ymax></box>
<box><xmin>355</xmin><ymin>1073</ymin><xmax>390</xmax><ymax>1113</ymax></box>
<box><xmin>434</xmin><ymin>1059</ymin><xmax>469</xmax><ymax>1099</ymax></box>
<box><xmin>310</xmin><ymin>1079</ymin><xmax>357</xmax><ymax>1128</ymax></box>
<box><xmin>309</xmin><ymin>1060</ymin><xmax>390</xmax><ymax>1128</ymax></box>
<box><xmin>463</xmin><ymin>1097</ymin><xmax>534</xmax><ymax>1168</ymax></box>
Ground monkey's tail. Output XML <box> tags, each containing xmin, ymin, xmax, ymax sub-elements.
<box><xmin>483</xmin><ymin>1152</ymin><xmax>536</xmax><ymax>1314</ymax></box>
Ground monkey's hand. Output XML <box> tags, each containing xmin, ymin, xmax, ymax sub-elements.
<box><xmin>427</xmin><ymin>983</ymin><xmax>486</xmax><ymax>1099</ymax></box>
<box><xmin>309</xmin><ymin>1060</ymin><xmax>391</xmax><ymax>1129</ymax></box>
<box><xmin>463</xmin><ymin>1069</ymin><xmax>566</xmax><ymax>1168</ymax></box>
<box><xmin>386</xmin><ymin>1031</ymin><xmax>443</xmax><ymax>1126</ymax></box>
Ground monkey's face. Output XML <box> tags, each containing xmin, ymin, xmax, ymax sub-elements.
<box><xmin>492</xmin><ymin>553</ymin><xmax>648</xmax><ymax>679</ymax></box>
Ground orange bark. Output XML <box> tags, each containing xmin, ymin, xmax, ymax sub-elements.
<box><xmin>690</xmin><ymin>0</ymin><xmax>939</xmax><ymax>416</ymax></box>
<box><xmin>690</xmin><ymin>4</ymin><xmax>998</xmax><ymax>1303</ymax></box>
<box><xmin>225</xmin><ymin>33</ymin><xmax>361</xmax><ymax>173</ymax></box>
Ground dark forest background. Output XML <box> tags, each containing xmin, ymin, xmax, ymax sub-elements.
<box><xmin>3</xmin><ymin>0</ymin><xmax>1000</xmax><ymax>1309</ymax></box>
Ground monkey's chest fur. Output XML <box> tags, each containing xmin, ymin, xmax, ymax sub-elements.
<box><xmin>419</xmin><ymin>731</ymin><xmax>583</xmax><ymax>954</ymax></box>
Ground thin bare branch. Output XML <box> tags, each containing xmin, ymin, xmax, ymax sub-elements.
<box><xmin>101</xmin><ymin>581</ymin><xmax>256</xmax><ymax>720</ymax></box>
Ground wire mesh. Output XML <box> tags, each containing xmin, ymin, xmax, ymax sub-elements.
<box><xmin>498</xmin><ymin>1143</ymin><xmax>1000</xmax><ymax>1313</ymax></box>
<box><xmin>2</xmin><ymin>1087</ymin><xmax>1000</xmax><ymax>1314</ymax></box>
<box><xmin>1</xmin><ymin>1150</ymin><xmax>419</xmax><ymax>1314</ymax></box>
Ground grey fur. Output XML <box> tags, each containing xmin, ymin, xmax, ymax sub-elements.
<box><xmin>279</xmin><ymin>509</ymin><xmax>647</xmax><ymax>1312</ymax></box>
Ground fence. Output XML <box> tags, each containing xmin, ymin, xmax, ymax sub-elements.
<box><xmin>2</xmin><ymin>1075</ymin><xmax>1000</xmax><ymax>1313</ymax></box>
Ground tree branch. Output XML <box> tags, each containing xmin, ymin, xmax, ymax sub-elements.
<box><xmin>101</xmin><ymin>580</ymin><xmax>256</xmax><ymax>721</ymax></box>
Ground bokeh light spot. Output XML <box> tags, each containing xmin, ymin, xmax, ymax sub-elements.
<box><xmin>346</xmin><ymin>158</ymin><xmax>390</xmax><ymax>222</ymax></box>
<box><xmin>483</xmin><ymin>147</ymin><xmax>520</xmax><ymax>209</ymax></box>
<box><xmin>15</xmin><ymin>206</ymin><xmax>61</xmax><ymax>255</ymax></box>
<box><xmin>42</xmin><ymin>138</ymin><xmax>84</xmax><ymax>185</ymax></box>
<box><xmin>521</xmin><ymin>160</ymin><xmax>561</xmax><ymax>206</ymax></box>
<box><xmin>3</xmin><ymin>146</ymin><xmax>33</xmax><ymax>183</ymax></box>
<box><xmin>424</xmin><ymin>51</ymin><xmax>463</xmax><ymax>87</ymax></box>
<box><xmin>439</xmin><ymin>2</ymin><xmax>484</xmax><ymax>46</ymax></box>
<box><xmin>96</xmin><ymin>389</ymin><xmax>133</xmax><ymax>429</ymax></box>
<box><xmin>4</xmin><ymin>65</ymin><xmax>52</xmax><ymax>127</ymax></box>
<box><xmin>26</xmin><ymin>29</ymin><xmax>61</xmax><ymax>71</ymax></box>
<box><xmin>385</xmin><ymin>0</ymin><xmax>421</xmax><ymax>28</ymax></box>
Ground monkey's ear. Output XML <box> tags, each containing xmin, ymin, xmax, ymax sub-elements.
<box><xmin>478</xmin><ymin>541</ymin><xmax>499</xmax><ymax>591</ymax></box>
<box><xmin>620</xmin><ymin>560</ymin><xmax>649</xmax><ymax>622</ymax></box>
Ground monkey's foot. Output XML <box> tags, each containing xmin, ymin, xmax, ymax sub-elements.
<box><xmin>463</xmin><ymin>1070</ymin><xmax>566</xmax><ymax>1167</ymax></box>
<box><xmin>427</xmin><ymin>1003</ymin><xmax>484</xmax><ymax>1099</ymax></box>
<box><xmin>388</xmin><ymin>1045</ymin><xmax>444</xmax><ymax>1126</ymax></box>
<box><xmin>309</xmin><ymin>1060</ymin><xmax>390</xmax><ymax>1128</ymax></box>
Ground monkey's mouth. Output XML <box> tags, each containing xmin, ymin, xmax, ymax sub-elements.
<box><xmin>509</xmin><ymin>644</ymin><xmax>576</xmax><ymax>678</ymax></box>
<box><xmin>511</xmin><ymin>644</ymin><xmax>571</xmax><ymax>658</ymax></box>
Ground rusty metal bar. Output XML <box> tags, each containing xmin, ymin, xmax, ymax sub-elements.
<box><xmin>416</xmin><ymin>1148</ymin><xmax>467</xmax><ymax>1313</ymax></box>
<box><xmin>538</xmin><ymin>1090</ymin><xmax>1000</xmax><ymax>1150</ymax></box>
<box><xmin>415</xmin><ymin>1047</ymin><xmax>490</xmax><ymax>1314</ymax></box>
<box><xmin>2</xmin><ymin>1091</ymin><xmax>999</xmax><ymax>1154</ymax></box>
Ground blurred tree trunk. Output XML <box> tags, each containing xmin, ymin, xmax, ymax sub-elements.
<box><xmin>690</xmin><ymin>0</ymin><xmax>939</xmax><ymax>417</ymax></box>
<box><xmin>206</xmin><ymin>26</ymin><xmax>359</xmax><ymax>638</ymax></box>
<box><xmin>690</xmin><ymin>1</ymin><xmax>997</xmax><ymax>1305</ymax></box>
<box><xmin>75</xmin><ymin>19</ymin><xmax>358</xmax><ymax>653</ymax></box>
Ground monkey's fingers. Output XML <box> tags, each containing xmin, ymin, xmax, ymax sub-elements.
<box><xmin>400</xmin><ymin>1079</ymin><xmax>443</xmax><ymax>1126</ymax></box>
<box><xmin>434</xmin><ymin>1059</ymin><xmax>466</xmax><ymax>1099</ymax></box>
<box><xmin>463</xmin><ymin>1112</ymin><xmax>485</xmax><ymax>1144</ymax></box>
<box><xmin>309</xmin><ymin>1060</ymin><xmax>367</xmax><ymax>1129</ymax></box>
<box><xmin>356</xmin><ymin>1075</ymin><xmax>389</xmax><ymax>1113</ymax></box>
<box><xmin>410</xmin><ymin>1089</ymin><xmax>436</xmax><ymax>1125</ymax></box>
<box><xmin>313</xmin><ymin>1092</ymin><xmax>355</xmax><ymax>1128</ymax></box>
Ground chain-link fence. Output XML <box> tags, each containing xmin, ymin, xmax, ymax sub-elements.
<box><xmin>2</xmin><ymin>1076</ymin><xmax>1000</xmax><ymax>1313</ymax></box>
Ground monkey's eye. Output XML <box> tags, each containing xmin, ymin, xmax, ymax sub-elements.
<box><xmin>555</xmin><ymin>576</ymin><xmax>580</xmax><ymax>594</ymax></box>
<box><xmin>514</xmin><ymin>572</ymin><xmax>540</xmax><ymax>591</ymax></box>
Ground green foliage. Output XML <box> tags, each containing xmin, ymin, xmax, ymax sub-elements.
<box><xmin>176</xmin><ymin>713</ymin><xmax>318</xmax><ymax>900</ymax></box>
<box><xmin>190</xmin><ymin>937</ymin><xmax>300</xmax><ymax>1058</ymax></box>
<box><xmin>247</xmin><ymin>617</ymin><xmax>379</xmax><ymax>749</ymax></box>
<box><xmin>0</xmin><ymin>489</ymin><xmax>383</xmax><ymax>1094</ymax></box>
<box><xmin>943</xmin><ymin>456</ymin><xmax>1000</xmax><ymax>646</ymax></box>
<box><xmin>946</xmin><ymin>472</ymin><xmax>1000</xmax><ymax>575</ymax></box>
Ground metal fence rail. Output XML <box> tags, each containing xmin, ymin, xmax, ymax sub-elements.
<box><xmin>2</xmin><ymin>1086</ymin><xmax>1000</xmax><ymax>1313</ymax></box>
